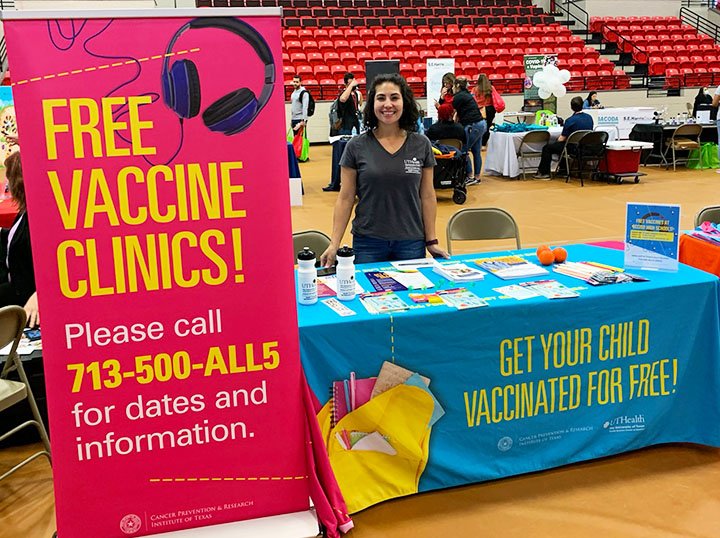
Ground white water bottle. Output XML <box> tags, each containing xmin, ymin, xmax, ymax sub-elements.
<box><xmin>336</xmin><ymin>245</ymin><xmax>356</xmax><ymax>301</ymax></box>
<box><xmin>297</xmin><ymin>247</ymin><xmax>318</xmax><ymax>305</ymax></box>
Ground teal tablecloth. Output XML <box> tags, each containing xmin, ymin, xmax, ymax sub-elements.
<box><xmin>298</xmin><ymin>245</ymin><xmax>720</xmax><ymax>503</ymax></box>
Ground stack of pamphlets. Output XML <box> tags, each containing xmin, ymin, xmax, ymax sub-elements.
<box><xmin>553</xmin><ymin>261</ymin><xmax>648</xmax><ymax>285</ymax></box>
<box><xmin>432</xmin><ymin>261</ymin><xmax>486</xmax><ymax>282</ymax></box>
<box><xmin>474</xmin><ymin>255</ymin><xmax>548</xmax><ymax>280</ymax></box>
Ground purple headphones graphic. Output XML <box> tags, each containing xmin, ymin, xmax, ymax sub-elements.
<box><xmin>161</xmin><ymin>17</ymin><xmax>275</xmax><ymax>135</ymax></box>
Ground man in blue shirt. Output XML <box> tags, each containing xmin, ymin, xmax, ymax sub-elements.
<box><xmin>534</xmin><ymin>96</ymin><xmax>594</xmax><ymax>179</ymax></box>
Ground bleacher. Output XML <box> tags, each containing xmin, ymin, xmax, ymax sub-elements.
<box><xmin>591</xmin><ymin>16</ymin><xmax>720</xmax><ymax>88</ymax></box>
<box><xmin>198</xmin><ymin>0</ymin><xmax>633</xmax><ymax>98</ymax></box>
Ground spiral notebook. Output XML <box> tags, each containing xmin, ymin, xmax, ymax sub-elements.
<box><xmin>330</xmin><ymin>374</ymin><xmax>377</xmax><ymax>427</ymax></box>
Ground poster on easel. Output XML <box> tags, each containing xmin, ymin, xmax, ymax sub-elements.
<box><xmin>1</xmin><ymin>8</ymin><xmax>310</xmax><ymax>537</ymax></box>
<box><xmin>523</xmin><ymin>53</ymin><xmax>557</xmax><ymax>113</ymax></box>
<box><xmin>625</xmin><ymin>202</ymin><xmax>680</xmax><ymax>271</ymax></box>
<box><xmin>426</xmin><ymin>58</ymin><xmax>454</xmax><ymax>121</ymax></box>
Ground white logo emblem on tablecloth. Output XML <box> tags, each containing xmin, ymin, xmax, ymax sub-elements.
<box><xmin>497</xmin><ymin>436</ymin><xmax>513</xmax><ymax>452</ymax></box>
<box><xmin>120</xmin><ymin>514</ymin><xmax>142</xmax><ymax>534</ymax></box>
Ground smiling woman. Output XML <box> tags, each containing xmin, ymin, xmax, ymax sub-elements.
<box><xmin>320</xmin><ymin>73</ymin><xmax>450</xmax><ymax>266</ymax></box>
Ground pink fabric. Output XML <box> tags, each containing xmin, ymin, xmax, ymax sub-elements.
<box><xmin>586</xmin><ymin>240</ymin><xmax>625</xmax><ymax>250</ymax></box>
<box><xmin>303</xmin><ymin>373</ymin><xmax>353</xmax><ymax>537</ymax></box>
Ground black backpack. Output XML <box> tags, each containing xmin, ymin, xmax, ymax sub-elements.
<box><xmin>301</xmin><ymin>89</ymin><xmax>315</xmax><ymax>117</ymax></box>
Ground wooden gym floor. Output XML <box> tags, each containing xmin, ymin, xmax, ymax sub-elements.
<box><xmin>2</xmin><ymin>144</ymin><xmax>719</xmax><ymax>538</ymax></box>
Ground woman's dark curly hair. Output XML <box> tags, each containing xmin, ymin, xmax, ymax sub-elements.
<box><xmin>362</xmin><ymin>73</ymin><xmax>420</xmax><ymax>132</ymax></box>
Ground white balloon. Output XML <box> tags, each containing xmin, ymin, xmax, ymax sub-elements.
<box><xmin>554</xmin><ymin>85</ymin><xmax>567</xmax><ymax>98</ymax></box>
<box><xmin>544</xmin><ymin>64</ymin><xmax>560</xmax><ymax>76</ymax></box>
<box><xmin>559</xmin><ymin>69</ymin><xmax>571</xmax><ymax>83</ymax></box>
<box><xmin>538</xmin><ymin>88</ymin><xmax>552</xmax><ymax>99</ymax></box>
<box><xmin>533</xmin><ymin>72</ymin><xmax>548</xmax><ymax>87</ymax></box>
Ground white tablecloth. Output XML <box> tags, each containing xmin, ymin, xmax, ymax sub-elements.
<box><xmin>484</xmin><ymin>127</ymin><xmax>562</xmax><ymax>178</ymax></box>
<box><xmin>484</xmin><ymin>126</ymin><xmax>619</xmax><ymax>178</ymax></box>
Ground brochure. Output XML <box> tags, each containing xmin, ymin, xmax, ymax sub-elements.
<box><xmin>474</xmin><ymin>255</ymin><xmax>548</xmax><ymax>280</ymax></box>
<box><xmin>437</xmin><ymin>288</ymin><xmax>489</xmax><ymax>309</ymax></box>
<box><xmin>518</xmin><ymin>279</ymin><xmax>580</xmax><ymax>299</ymax></box>
<box><xmin>359</xmin><ymin>291</ymin><xmax>410</xmax><ymax>314</ymax></box>
<box><xmin>493</xmin><ymin>284</ymin><xmax>541</xmax><ymax>300</ymax></box>
<box><xmin>432</xmin><ymin>262</ymin><xmax>486</xmax><ymax>282</ymax></box>
<box><xmin>318</xmin><ymin>274</ymin><xmax>365</xmax><ymax>297</ymax></box>
<box><xmin>365</xmin><ymin>270</ymin><xmax>435</xmax><ymax>292</ymax></box>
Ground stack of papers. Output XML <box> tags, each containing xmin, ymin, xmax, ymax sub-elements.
<box><xmin>432</xmin><ymin>262</ymin><xmax>486</xmax><ymax>282</ymax></box>
<box><xmin>553</xmin><ymin>261</ymin><xmax>648</xmax><ymax>285</ymax></box>
<box><xmin>474</xmin><ymin>255</ymin><xmax>548</xmax><ymax>280</ymax></box>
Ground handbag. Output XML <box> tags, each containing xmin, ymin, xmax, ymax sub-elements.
<box><xmin>288</xmin><ymin>125</ymin><xmax>310</xmax><ymax>162</ymax></box>
<box><xmin>491</xmin><ymin>86</ymin><xmax>506</xmax><ymax>113</ymax></box>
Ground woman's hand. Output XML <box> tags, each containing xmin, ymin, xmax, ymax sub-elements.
<box><xmin>427</xmin><ymin>244</ymin><xmax>450</xmax><ymax>259</ymax></box>
<box><xmin>23</xmin><ymin>291</ymin><xmax>39</xmax><ymax>327</ymax></box>
<box><xmin>320</xmin><ymin>244</ymin><xmax>338</xmax><ymax>268</ymax></box>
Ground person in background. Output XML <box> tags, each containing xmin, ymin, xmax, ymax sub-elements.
<box><xmin>0</xmin><ymin>151</ymin><xmax>39</xmax><ymax>326</ymax></box>
<box><xmin>452</xmin><ymin>76</ymin><xmax>485</xmax><ymax>185</ymax></box>
<box><xmin>434</xmin><ymin>72</ymin><xmax>456</xmax><ymax>110</ymax></box>
<box><xmin>473</xmin><ymin>74</ymin><xmax>495</xmax><ymax>146</ymax></box>
<box><xmin>582</xmin><ymin>91</ymin><xmax>603</xmax><ymax>109</ymax></box>
<box><xmin>711</xmin><ymin>85</ymin><xmax>720</xmax><ymax>172</ymax></box>
<box><xmin>693</xmin><ymin>87</ymin><xmax>712</xmax><ymax>118</ymax></box>
<box><xmin>290</xmin><ymin>74</ymin><xmax>310</xmax><ymax>132</ymax></box>
<box><xmin>337</xmin><ymin>72</ymin><xmax>363</xmax><ymax>135</ymax></box>
<box><xmin>534</xmin><ymin>96</ymin><xmax>594</xmax><ymax>180</ymax></box>
<box><xmin>320</xmin><ymin>73</ymin><xmax>449</xmax><ymax>265</ymax></box>
<box><xmin>425</xmin><ymin>103</ymin><xmax>466</xmax><ymax>144</ymax></box>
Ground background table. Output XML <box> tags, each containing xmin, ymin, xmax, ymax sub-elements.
<box><xmin>679</xmin><ymin>234</ymin><xmax>720</xmax><ymax>277</ymax></box>
<box><xmin>585</xmin><ymin>107</ymin><xmax>656</xmax><ymax>139</ymax></box>
<box><xmin>484</xmin><ymin>127</ymin><xmax>562</xmax><ymax>177</ymax></box>
<box><xmin>298</xmin><ymin>245</ymin><xmax>720</xmax><ymax>512</ymax></box>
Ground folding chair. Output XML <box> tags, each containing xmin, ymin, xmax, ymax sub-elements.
<box><xmin>569</xmin><ymin>131</ymin><xmax>609</xmax><ymax>186</ymax></box>
<box><xmin>694</xmin><ymin>205</ymin><xmax>720</xmax><ymax>227</ymax></box>
<box><xmin>446</xmin><ymin>207</ymin><xmax>521</xmax><ymax>255</ymax></box>
<box><xmin>517</xmin><ymin>130</ymin><xmax>550</xmax><ymax>180</ymax></box>
<box><xmin>555</xmin><ymin>130</ymin><xmax>592</xmax><ymax>181</ymax></box>
<box><xmin>662</xmin><ymin>123</ymin><xmax>702</xmax><ymax>171</ymax></box>
<box><xmin>292</xmin><ymin>230</ymin><xmax>331</xmax><ymax>260</ymax></box>
<box><xmin>0</xmin><ymin>305</ymin><xmax>51</xmax><ymax>481</ymax></box>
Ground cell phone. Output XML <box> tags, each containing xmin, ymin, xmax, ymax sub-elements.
<box><xmin>24</xmin><ymin>328</ymin><xmax>41</xmax><ymax>341</ymax></box>
<box><xmin>317</xmin><ymin>266</ymin><xmax>337</xmax><ymax>277</ymax></box>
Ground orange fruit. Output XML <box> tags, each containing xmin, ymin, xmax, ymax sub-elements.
<box><xmin>537</xmin><ymin>248</ymin><xmax>555</xmax><ymax>266</ymax></box>
<box><xmin>553</xmin><ymin>247</ymin><xmax>568</xmax><ymax>263</ymax></box>
<box><xmin>536</xmin><ymin>244</ymin><xmax>551</xmax><ymax>257</ymax></box>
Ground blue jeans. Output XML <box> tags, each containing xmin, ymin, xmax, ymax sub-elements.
<box><xmin>352</xmin><ymin>235</ymin><xmax>426</xmax><ymax>264</ymax></box>
<box><xmin>464</xmin><ymin>120</ymin><xmax>487</xmax><ymax>177</ymax></box>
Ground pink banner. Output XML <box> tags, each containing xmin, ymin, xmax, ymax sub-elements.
<box><xmin>3</xmin><ymin>9</ymin><xmax>309</xmax><ymax>537</ymax></box>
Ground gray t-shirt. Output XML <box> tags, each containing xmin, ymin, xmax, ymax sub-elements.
<box><xmin>340</xmin><ymin>131</ymin><xmax>436</xmax><ymax>241</ymax></box>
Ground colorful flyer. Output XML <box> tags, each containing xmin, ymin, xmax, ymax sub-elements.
<box><xmin>2</xmin><ymin>9</ymin><xmax>310</xmax><ymax>537</ymax></box>
<box><xmin>625</xmin><ymin>203</ymin><xmax>680</xmax><ymax>271</ymax></box>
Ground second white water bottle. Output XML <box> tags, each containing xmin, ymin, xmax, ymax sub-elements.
<box><xmin>336</xmin><ymin>245</ymin><xmax>356</xmax><ymax>301</ymax></box>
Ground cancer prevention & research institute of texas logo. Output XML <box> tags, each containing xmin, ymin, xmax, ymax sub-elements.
<box><xmin>120</xmin><ymin>514</ymin><xmax>142</xmax><ymax>534</ymax></box>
